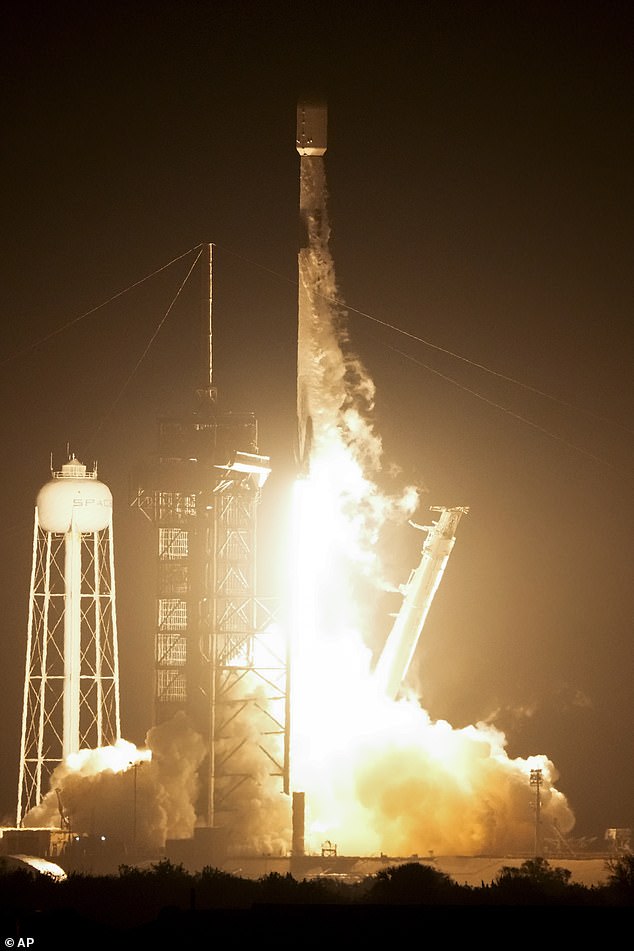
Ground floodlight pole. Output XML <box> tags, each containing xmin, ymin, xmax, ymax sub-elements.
<box><xmin>530</xmin><ymin>768</ymin><xmax>543</xmax><ymax>857</ymax></box>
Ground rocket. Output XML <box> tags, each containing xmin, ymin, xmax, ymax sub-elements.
<box><xmin>296</xmin><ymin>101</ymin><xmax>328</xmax><ymax>474</ymax></box>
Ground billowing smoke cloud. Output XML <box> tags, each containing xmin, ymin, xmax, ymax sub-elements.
<box><xmin>24</xmin><ymin>712</ymin><xmax>206</xmax><ymax>850</ymax></box>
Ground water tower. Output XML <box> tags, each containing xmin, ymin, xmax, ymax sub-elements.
<box><xmin>17</xmin><ymin>455</ymin><xmax>121</xmax><ymax>825</ymax></box>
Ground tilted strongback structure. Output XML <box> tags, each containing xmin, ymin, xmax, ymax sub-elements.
<box><xmin>17</xmin><ymin>455</ymin><xmax>121</xmax><ymax>825</ymax></box>
<box><xmin>374</xmin><ymin>506</ymin><xmax>469</xmax><ymax>701</ymax></box>
<box><xmin>132</xmin><ymin>245</ymin><xmax>287</xmax><ymax>830</ymax></box>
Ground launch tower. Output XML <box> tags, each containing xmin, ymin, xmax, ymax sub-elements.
<box><xmin>17</xmin><ymin>456</ymin><xmax>121</xmax><ymax>825</ymax></box>
<box><xmin>133</xmin><ymin>245</ymin><xmax>287</xmax><ymax>830</ymax></box>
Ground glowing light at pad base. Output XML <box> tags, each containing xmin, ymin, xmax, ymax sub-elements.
<box><xmin>63</xmin><ymin>740</ymin><xmax>151</xmax><ymax>776</ymax></box>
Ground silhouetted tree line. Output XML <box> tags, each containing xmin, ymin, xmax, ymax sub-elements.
<box><xmin>0</xmin><ymin>855</ymin><xmax>631</xmax><ymax>944</ymax></box>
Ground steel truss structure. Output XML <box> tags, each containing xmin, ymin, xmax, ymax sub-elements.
<box><xmin>210</xmin><ymin>590</ymin><xmax>288</xmax><ymax>826</ymax></box>
<box><xmin>134</xmin><ymin>412</ymin><xmax>288</xmax><ymax>830</ymax></box>
<box><xmin>17</xmin><ymin>505</ymin><xmax>121</xmax><ymax>825</ymax></box>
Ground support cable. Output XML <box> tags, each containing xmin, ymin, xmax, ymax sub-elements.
<box><xmin>216</xmin><ymin>242</ymin><xmax>633</xmax><ymax>437</ymax></box>
<box><xmin>85</xmin><ymin>246</ymin><xmax>205</xmax><ymax>450</ymax></box>
<box><xmin>390</xmin><ymin>346</ymin><xmax>627</xmax><ymax>474</ymax></box>
<box><xmin>0</xmin><ymin>244</ymin><xmax>204</xmax><ymax>368</ymax></box>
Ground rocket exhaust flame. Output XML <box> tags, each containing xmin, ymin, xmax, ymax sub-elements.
<box><xmin>291</xmin><ymin>103</ymin><xmax>574</xmax><ymax>856</ymax></box>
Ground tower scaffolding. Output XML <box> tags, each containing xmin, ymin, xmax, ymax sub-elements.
<box><xmin>132</xmin><ymin>244</ymin><xmax>288</xmax><ymax>834</ymax></box>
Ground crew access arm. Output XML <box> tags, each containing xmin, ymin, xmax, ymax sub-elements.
<box><xmin>374</xmin><ymin>506</ymin><xmax>468</xmax><ymax>700</ymax></box>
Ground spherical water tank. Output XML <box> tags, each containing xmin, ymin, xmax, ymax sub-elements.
<box><xmin>36</xmin><ymin>458</ymin><xmax>113</xmax><ymax>533</ymax></box>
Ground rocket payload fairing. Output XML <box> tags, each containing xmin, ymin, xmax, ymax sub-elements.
<box><xmin>296</xmin><ymin>101</ymin><xmax>328</xmax><ymax>474</ymax></box>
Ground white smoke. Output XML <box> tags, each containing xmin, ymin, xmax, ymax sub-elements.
<box><xmin>24</xmin><ymin>712</ymin><xmax>206</xmax><ymax>850</ymax></box>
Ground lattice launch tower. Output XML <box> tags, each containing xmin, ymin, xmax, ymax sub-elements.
<box><xmin>133</xmin><ymin>245</ymin><xmax>287</xmax><ymax>833</ymax></box>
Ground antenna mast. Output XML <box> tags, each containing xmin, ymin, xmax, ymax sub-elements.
<box><xmin>197</xmin><ymin>242</ymin><xmax>217</xmax><ymax>409</ymax></box>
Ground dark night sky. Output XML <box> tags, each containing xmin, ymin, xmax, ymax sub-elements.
<box><xmin>0</xmin><ymin>1</ymin><xmax>632</xmax><ymax>841</ymax></box>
